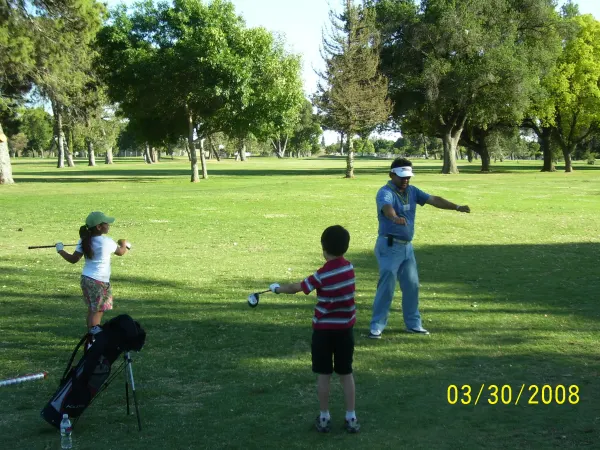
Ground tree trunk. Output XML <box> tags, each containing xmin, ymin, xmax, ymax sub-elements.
<box><xmin>562</xmin><ymin>146</ymin><xmax>574</xmax><ymax>172</ymax></box>
<box><xmin>0</xmin><ymin>122</ymin><xmax>15</xmax><ymax>184</ymax></box>
<box><xmin>184</xmin><ymin>140</ymin><xmax>191</xmax><ymax>161</ymax></box>
<box><xmin>105</xmin><ymin>147</ymin><xmax>114</xmax><ymax>164</ymax></box>
<box><xmin>64</xmin><ymin>128</ymin><xmax>75</xmax><ymax>167</ymax></box>
<box><xmin>151</xmin><ymin>147</ymin><xmax>158</xmax><ymax>163</ymax></box>
<box><xmin>345</xmin><ymin>134</ymin><xmax>355</xmax><ymax>178</ymax></box>
<box><xmin>466</xmin><ymin>148</ymin><xmax>473</xmax><ymax>162</ymax></box>
<box><xmin>143</xmin><ymin>143</ymin><xmax>152</xmax><ymax>164</ymax></box>
<box><xmin>240</xmin><ymin>141</ymin><xmax>247</xmax><ymax>161</ymax></box>
<box><xmin>442</xmin><ymin>128</ymin><xmax>461</xmax><ymax>174</ymax></box>
<box><xmin>53</xmin><ymin>100</ymin><xmax>65</xmax><ymax>168</ymax></box>
<box><xmin>65</xmin><ymin>146</ymin><xmax>75</xmax><ymax>166</ymax></box>
<box><xmin>64</xmin><ymin>124</ymin><xmax>75</xmax><ymax>167</ymax></box>
<box><xmin>187</xmin><ymin>108</ymin><xmax>199</xmax><ymax>182</ymax></box>
<box><xmin>281</xmin><ymin>136</ymin><xmax>288</xmax><ymax>158</ymax></box>
<box><xmin>199</xmin><ymin>138</ymin><xmax>208</xmax><ymax>179</ymax></box>
<box><xmin>539</xmin><ymin>127</ymin><xmax>555</xmax><ymax>172</ymax></box>
<box><xmin>208</xmin><ymin>136</ymin><xmax>221</xmax><ymax>161</ymax></box>
<box><xmin>65</xmin><ymin>125</ymin><xmax>73</xmax><ymax>161</ymax></box>
<box><xmin>87</xmin><ymin>139</ymin><xmax>95</xmax><ymax>166</ymax></box>
<box><xmin>339</xmin><ymin>132</ymin><xmax>345</xmax><ymax>155</ymax></box>
<box><xmin>103</xmin><ymin>128</ymin><xmax>113</xmax><ymax>164</ymax></box>
<box><xmin>421</xmin><ymin>134</ymin><xmax>429</xmax><ymax>159</ymax></box>
<box><xmin>479</xmin><ymin>146</ymin><xmax>491</xmax><ymax>172</ymax></box>
<box><xmin>271</xmin><ymin>136</ymin><xmax>288</xmax><ymax>158</ymax></box>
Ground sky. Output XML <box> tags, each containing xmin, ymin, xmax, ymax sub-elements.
<box><xmin>104</xmin><ymin>0</ymin><xmax>600</xmax><ymax>96</ymax></box>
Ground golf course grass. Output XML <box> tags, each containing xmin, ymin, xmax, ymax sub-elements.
<box><xmin>1</xmin><ymin>156</ymin><xmax>599</xmax><ymax>449</ymax></box>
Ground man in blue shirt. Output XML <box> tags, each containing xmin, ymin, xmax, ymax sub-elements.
<box><xmin>369</xmin><ymin>158</ymin><xmax>471</xmax><ymax>339</ymax></box>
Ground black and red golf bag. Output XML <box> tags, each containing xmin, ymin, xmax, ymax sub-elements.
<box><xmin>41</xmin><ymin>314</ymin><xmax>146</xmax><ymax>429</ymax></box>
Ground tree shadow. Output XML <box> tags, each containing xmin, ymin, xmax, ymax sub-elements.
<box><xmin>13</xmin><ymin>159</ymin><xmax>598</xmax><ymax>183</ymax></box>
<box><xmin>347</xmin><ymin>242</ymin><xmax>600</xmax><ymax>319</ymax></box>
<box><xmin>3</xmin><ymin>245</ymin><xmax>600</xmax><ymax>449</ymax></box>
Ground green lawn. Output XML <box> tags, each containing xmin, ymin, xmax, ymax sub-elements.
<box><xmin>1</xmin><ymin>157</ymin><xmax>599</xmax><ymax>450</ymax></box>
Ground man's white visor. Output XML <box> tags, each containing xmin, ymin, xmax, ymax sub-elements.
<box><xmin>390</xmin><ymin>166</ymin><xmax>414</xmax><ymax>177</ymax></box>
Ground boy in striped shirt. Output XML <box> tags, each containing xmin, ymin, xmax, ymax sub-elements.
<box><xmin>269</xmin><ymin>225</ymin><xmax>359</xmax><ymax>433</ymax></box>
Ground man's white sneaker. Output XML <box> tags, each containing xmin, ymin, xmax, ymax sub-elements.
<box><xmin>368</xmin><ymin>329</ymin><xmax>382</xmax><ymax>339</ymax></box>
<box><xmin>406</xmin><ymin>327</ymin><xmax>430</xmax><ymax>335</ymax></box>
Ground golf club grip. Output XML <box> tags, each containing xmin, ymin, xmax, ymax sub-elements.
<box><xmin>28</xmin><ymin>244</ymin><xmax>77</xmax><ymax>249</ymax></box>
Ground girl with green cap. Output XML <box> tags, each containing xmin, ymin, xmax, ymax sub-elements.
<box><xmin>56</xmin><ymin>211</ymin><xmax>131</xmax><ymax>346</ymax></box>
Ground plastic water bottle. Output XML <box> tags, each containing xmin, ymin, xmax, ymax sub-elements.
<box><xmin>60</xmin><ymin>414</ymin><xmax>73</xmax><ymax>449</ymax></box>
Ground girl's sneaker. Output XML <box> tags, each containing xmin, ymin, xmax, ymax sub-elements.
<box><xmin>344</xmin><ymin>417</ymin><xmax>360</xmax><ymax>433</ymax></box>
<box><xmin>315</xmin><ymin>416</ymin><xmax>331</xmax><ymax>433</ymax></box>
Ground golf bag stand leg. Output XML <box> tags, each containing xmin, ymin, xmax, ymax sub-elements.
<box><xmin>124</xmin><ymin>352</ymin><xmax>142</xmax><ymax>431</ymax></box>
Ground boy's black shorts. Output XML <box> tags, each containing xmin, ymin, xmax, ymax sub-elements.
<box><xmin>311</xmin><ymin>328</ymin><xmax>354</xmax><ymax>375</ymax></box>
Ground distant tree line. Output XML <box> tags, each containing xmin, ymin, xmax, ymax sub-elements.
<box><xmin>2</xmin><ymin>0</ymin><xmax>600</xmax><ymax>184</ymax></box>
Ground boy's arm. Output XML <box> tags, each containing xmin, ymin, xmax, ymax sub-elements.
<box><xmin>271</xmin><ymin>282</ymin><xmax>303</xmax><ymax>294</ymax></box>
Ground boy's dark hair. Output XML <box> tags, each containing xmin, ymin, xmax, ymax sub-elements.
<box><xmin>321</xmin><ymin>225</ymin><xmax>350</xmax><ymax>257</ymax></box>
<box><xmin>390</xmin><ymin>158</ymin><xmax>412</xmax><ymax>170</ymax></box>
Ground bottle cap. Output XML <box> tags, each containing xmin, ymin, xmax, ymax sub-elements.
<box><xmin>63</xmin><ymin>414</ymin><xmax>68</xmax><ymax>419</ymax></box>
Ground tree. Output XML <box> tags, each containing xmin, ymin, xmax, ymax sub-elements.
<box><xmin>1</xmin><ymin>1</ymin><xmax>36</xmax><ymax>183</ymax></box>
<box><xmin>372</xmin><ymin>138</ymin><xmax>395</xmax><ymax>154</ymax></box>
<box><xmin>20</xmin><ymin>107</ymin><xmax>53</xmax><ymax>156</ymax></box>
<box><xmin>29</xmin><ymin>2</ymin><xmax>105</xmax><ymax>168</ymax></box>
<box><xmin>97</xmin><ymin>0</ymin><xmax>303</xmax><ymax>181</ymax></box>
<box><xmin>545</xmin><ymin>14</ymin><xmax>600</xmax><ymax>172</ymax></box>
<box><xmin>288</xmin><ymin>99</ymin><xmax>322</xmax><ymax>157</ymax></box>
<box><xmin>374</xmin><ymin>0</ymin><xmax>560</xmax><ymax>173</ymax></box>
<box><xmin>226</xmin><ymin>29</ymin><xmax>305</xmax><ymax>160</ymax></box>
<box><xmin>522</xmin><ymin>2</ymin><xmax>577</xmax><ymax>172</ymax></box>
<box><xmin>315</xmin><ymin>0</ymin><xmax>391</xmax><ymax>178</ymax></box>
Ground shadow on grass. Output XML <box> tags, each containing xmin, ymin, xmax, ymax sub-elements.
<box><xmin>12</xmin><ymin>160</ymin><xmax>598</xmax><ymax>183</ymax></box>
<box><xmin>2</xmin><ymin>242</ymin><xmax>600</xmax><ymax>449</ymax></box>
<box><xmin>347</xmin><ymin>242</ymin><xmax>600</xmax><ymax>316</ymax></box>
<box><xmin>13</xmin><ymin>166</ymin><xmax>384</xmax><ymax>182</ymax></box>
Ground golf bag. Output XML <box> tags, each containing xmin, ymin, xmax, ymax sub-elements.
<box><xmin>41</xmin><ymin>314</ymin><xmax>146</xmax><ymax>429</ymax></box>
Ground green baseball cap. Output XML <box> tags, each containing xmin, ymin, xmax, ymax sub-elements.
<box><xmin>85</xmin><ymin>211</ymin><xmax>115</xmax><ymax>228</ymax></box>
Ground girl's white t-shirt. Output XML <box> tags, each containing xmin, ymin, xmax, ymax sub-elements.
<box><xmin>75</xmin><ymin>236</ymin><xmax>118</xmax><ymax>283</ymax></box>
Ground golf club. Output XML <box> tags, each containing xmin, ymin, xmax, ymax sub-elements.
<box><xmin>247</xmin><ymin>289</ymin><xmax>271</xmax><ymax>308</ymax></box>
<box><xmin>0</xmin><ymin>371</ymin><xmax>48</xmax><ymax>387</ymax></box>
<box><xmin>28</xmin><ymin>244</ymin><xmax>77</xmax><ymax>250</ymax></box>
<box><xmin>28</xmin><ymin>243</ymin><xmax>132</xmax><ymax>250</ymax></box>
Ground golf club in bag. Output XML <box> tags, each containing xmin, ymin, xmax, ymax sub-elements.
<box><xmin>41</xmin><ymin>314</ymin><xmax>146</xmax><ymax>431</ymax></box>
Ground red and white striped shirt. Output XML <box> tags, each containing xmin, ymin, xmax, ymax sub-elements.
<box><xmin>301</xmin><ymin>257</ymin><xmax>356</xmax><ymax>330</ymax></box>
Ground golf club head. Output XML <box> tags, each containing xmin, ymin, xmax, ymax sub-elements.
<box><xmin>247</xmin><ymin>293</ymin><xmax>260</xmax><ymax>308</ymax></box>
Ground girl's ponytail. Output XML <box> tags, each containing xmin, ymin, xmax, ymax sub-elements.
<box><xmin>79</xmin><ymin>225</ymin><xmax>94</xmax><ymax>259</ymax></box>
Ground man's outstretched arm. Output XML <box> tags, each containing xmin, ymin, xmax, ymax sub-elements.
<box><xmin>426</xmin><ymin>196</ymin><xmax>471</xmax><ymax>213</ymax></box>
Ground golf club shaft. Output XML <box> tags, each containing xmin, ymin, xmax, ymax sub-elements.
<box><xmin>0</xmin><ymin>372</ymin><xmax>47</xmax><ymax>387</ymax></box>
<box><xmin>28</xmin><ymin>244</ymin><xmax>77</xmax><ymax>249</ymax></box>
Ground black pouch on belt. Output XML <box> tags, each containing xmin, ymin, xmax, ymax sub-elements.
<box><xmin>387</xmin><ymin>234</ymin><xmax>394</xmax><ymax>247</ymax></box>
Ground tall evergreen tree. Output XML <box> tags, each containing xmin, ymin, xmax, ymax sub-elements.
<box><xmin>1</xmin><ymin>0</ymin><xmax>105</xmax><ymax>181</ymax></box>
<box><xmin>315</xmin><ymin>0</ymin><xmax>391</xmax><ymax>178</ymax></box>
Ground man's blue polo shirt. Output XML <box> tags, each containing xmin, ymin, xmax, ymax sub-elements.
<box><xmin>376</xmin><ymin>181</ymin><xmax>430</xmax><ymax>241</ymax></box>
